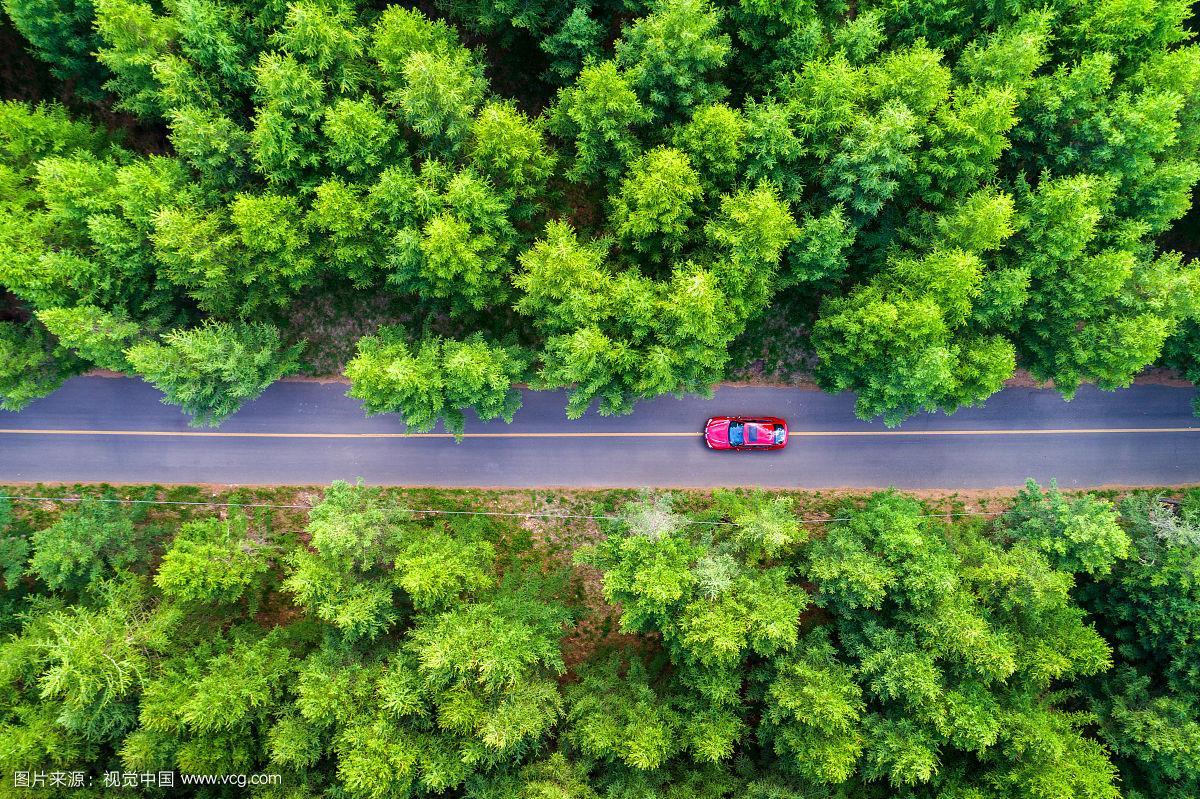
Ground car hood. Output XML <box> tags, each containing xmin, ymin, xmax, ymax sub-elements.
<box><xmin>705</xmin><ymin>418</ymin><xmax>730</xmax><ymax>444</ymax></box>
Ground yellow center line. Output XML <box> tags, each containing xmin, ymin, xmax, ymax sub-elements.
<box><xmin>0</xmin><ymin>427</ymin><xmax>1198</xmax><ymax>439</ymax></box>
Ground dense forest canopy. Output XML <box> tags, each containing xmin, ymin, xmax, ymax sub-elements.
<box><xmin>1</xmin><ymin>483</ymin><xmax>1198</xmax><ymax>797</ymax></box>
<box><xmin>0</xmin><ymin>0</ymin><xmax>1199</xmax><ymax>426</ymax></box>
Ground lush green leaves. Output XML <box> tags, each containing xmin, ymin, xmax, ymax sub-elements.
<box><xmin>125</xmin><ymin>321</ymin><xmax>303</xmax><ymax>426</ymax></box>
<box><xmin>615</xmin><ymin>0</ymin><xmax>731</xmax><ymax>122</ymax></box>
<box><xmin>28</xmin><ymin>498</ymin><xmax>137</xmax><ymax>592</ymax></box>
<box><xmin>4</xmin><ymin>0</ymin><xmax>1200</xmax><ymax>426</ymax></box>
<box><xmin>346</xmin><ymin>329</ymin><xmax>527</xmax><ymax>437</ymax></box>
<box><xmin>0</xmin><ymin>321</ymin><xmax>79</xmax><ymax>411</ymax></box>
<box><xmin>2</xmin><ymin>483</ymin><xmax>1197</xmax><ymax>796</ymax></box>
<box><xmin>611</xmin><ymin>147</ymin><xmax>703</xmax><ymax>260</ymax></box>
<box><xmin>550</xmin><ymin>60</ymin><xmax>650</xmax><ymax>182</ymax></box>
<box><xmin>154</xmin><ymin>513</ymin><xmax>271</xmax><ymax>605</ymax></box>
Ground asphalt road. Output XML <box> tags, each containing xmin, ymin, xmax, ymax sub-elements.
<box><xmin>1</xmin><ymin>376</ymin><xmax>1198</xmax><ymax>488</ymax></box>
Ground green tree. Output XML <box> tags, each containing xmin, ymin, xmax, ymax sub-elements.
<box><xmin>781</xmin><ymin>205</ymin><xmax>854</xmax><ymax>289</ymax></box>
<box><xmin>671</xmin><ymin>103</ymin><xmax>746</xmax><ymax>197</ymax></box>
<box><xmin>248</xmin><ymin>51</ymin><xmax>326</xmax><ymax>184</ymax></box>
<box><xmin>567</xmin><ymin>655</ymin><xmax>684</xmax><ymax>770</ymax></box>
<box><xmin>469</xmin><ymin>101</ymin><xmax>555</xmax><ymax>201</ymax></box>
<box><xmin>611</xmin><ymin>147</ymin><xmax>703</xmax><ymax>260</ymax></box>
<box><xmin>0</xmin><ymin>321</ymin><xmax>80</xmax><ymax>411</ymax></box>
<box><xmin>306</xmin><ymin>176</ymin><xmax>387</xmax><ymax>287</ymax></box>
<box><xmin>793</xmin><ymin>491</ymin><xmax>1120</xmax><ymax>797</ymax></box>
<box><xmin>615</xmin><ymin>0</ymin><xmax>731</xmax><ymax>122</ymax></box>
<box><xmin>704</xmin><ymin>181</ymin><xmax>800</xmax><ymax>309</ymax></box>
<box><xmin>514</xmin><ymin>219</ymin><xmax>612</xmax><ymax>335</ymax></box>
<box><xmin>283</xmin><ymin>481</ymin><xmax>413</xmax><ymax>640</ymax></box>
<box><xmin>822</xmin><ymin>101</ymin><xmax>920</xmax><ymax>224</ymax></box>
<box><xmin>1011</xmin><ymin>174</ymin><xmax>1200</xmax><ymax>396</ymax></box>
<box><xmin>137</xmin><ymin>630</ymin><xmax>296</xmax><ymax>774</ymax></box>
<box><xmin>582</xmin><ymin>493</ymin><xmax>810</xmax><ymax>763</ymax></box>
<box><xmin>2</xmin><ymin>0</ymin><xmax>109</xmax><ymax>97</ymax></box>
<box><xmin>1083</xmin><ymin>493</ymin><xmax>1200</xmax><ymax>799</ymax></box>
<box><xmin>124</xmin><ymin>320</ymin><xmax>303</xmax><ymax>426</ymax></box>
<box><xmin>535</xmin><ymin>327</ymin><xmax>639</xmax><ymax>419</ymax></box>
<box><xmin>540</xmin><ymin>5</ymin><xmax>604</xmax><ymax>85</ymax></box>
<box><xmin>28</xmin><ymin>498</ymin><xmax>137</xmax><ymax>592</ymax></box>
<box><xmin>322</xmin><ymin>96</ymin><xmax>395</xmax><ymax>175</ymax></box>
<box><xmin>549</xmin><ymin>60</ymin><xmax>651</xmax><ymax>182</ymax></box>
<box><xmin>166</xmin><ymin>106</ymin><xmax>253</xmax><ymax>189</ymax></box>
<box><xmin>407</xmin><ymin>579</ymin><xmax>570</xmax><ymax>761</ymax></box>
<box><xmin>1004</xmin><ymin>480</ymin><xmax>1131</xmax><ymax>576</ymax></box>
<box><xmin>742</xmin><ymin>97</ymin><xmax>807</xmax><ymax>204</ymax></box>
<box><xmin>811</xmin><ymin>250</ymin><xmax>1016</xmax><ymax>425</ymax></box>
<box><xmin>92</xmin><ymin>0</ymin><xmax>175</xmax><ymax>118</ymax></box>
<box><xmin>394</xmin><ymin>212</ymin><xmax>510</xmax><ymax>313</ymax></box>
<box><xmin>370</xmin><ymin>5</ymin><xmax>461</xmax><ymax>86</ymax></box>
<box><xmin>154</xmin><ymin>513</ymin><xmax>271</xmax><ymax>605</ymax></box>
<box><xmin>397</xmin><ymin>49</ymin><xmax>486</xmax><ymax>152</ymax></box>
<box><xmin>271</xmin><ymin>0</ymin><xmax>364</xmax><ymax>88</ymax></box>
<box><xmin>346</xmin><ymin>329</ymin><xmax>527</xmax><ymax>438</ymax></box>
<box><xmin>35</xmin><ymin>594</ymin><xmax>149</xmax><ymax>742</ymax></box>
<box><xmin>36</xmin><ymin>305</ymin><xmax>142</xmax><ymax>372</ymax></box>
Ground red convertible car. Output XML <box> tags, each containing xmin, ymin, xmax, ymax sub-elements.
<box><xmin>704</xmin><ymin>416</ymin><xmax>788</xmax><ymax>450</ymax></box>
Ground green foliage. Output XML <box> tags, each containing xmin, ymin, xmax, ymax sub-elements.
<box><xmin>154</xmin><ymin>513</ymin><xmax>271</xmax><ymax>605</ymax></box>
<box><xmin>371</xmin><ymin>5</ymin><xmax>460</xmax><ymax>82</ymax></box>
<box><xmin>611</xmin><ymin>147</ymin><xmax>703</xmax><ymax>260</ymax></box>
<box><xmin>346</xmin><ymin>328</ymin><xmax>527</xmax><ymax>437</ymax></box>
<box><xmin>1162</xmin><ymin>321</ymin><xmax>1200</xmax><ymax>415</ymax></box>
<box><xmin>35</xmin><ymin>591</ymin><xmax>149</xmax><ymax>742</ymax></box>
<box><xmin>796</xmin><ymin>491</ymin><xmax>1119</xmax><ymax>796</ymax></box>
<box><xmin>322</xmin><ymin>96</ymin><xmax>395</xmax><ymax>175</ymax></box>
<box><xmin>515</xmin><ymin>219</ymin><xmax>747</xmax><ymax>418</ymax></box>
<box><xmin>567</xmin><ymin>656</ymin><xmax>684</xmax><ymax>770</ymax></box>
<box><xmin>0</xmin><ymin>320</ymin><xmax>80</xmax><ymax>411</ymax></box>
<box><xmin>469</xmin><ymin>102</ymin><xmax>555</xmax><ymax>201</ymax></box>
<box><xmin>550</xmin><ymin>60</ymin><xmax>651</xmax><ymax>182</ymax></box>
<box><xmin>705</xmin><ymin>181</ymin><xmax>800</xmax><ymax>308</ymax></box>
<box><xmin>823</xmin><ymin>101</ymin><xmax>919</xmax><ymax>223</ymax></box>
<box><xmin>1079</xmin><ymin>494</ymin><xmax>1200</xmax><ymax>799</ymax></box>
<box><xmin>37</xmin><ymin>304</ymin><xmax>142</xmax><ymax>372</ymax></box>
<box><xmin>408</xmin><ymin>580</ymin><xmax>569</xmax><ymax>750</ymax></box>
<box><xmin>28</xmin><ymin>498</ymin><xmax>137</xmax><ymax>592</ymax></box>
<box><xmin>615</xmin><ymin>0</ymin><xmax>731</xmax><ymax>122</ymax></box>
<box><xmin>671</xmin><ymin>103</ymin><xmax>746</xmax><ymax>196</ymax></box>
<box><xmin>283</xmin><ymin>481</ymin><xmax>413</xmax><ymax>639</ymax></box>
<box><xmin>712</xmin><ymin>489</ymin><xmax>807</xmax><ymax>561</ymax></box>
<box><xmin>540</xmin><ymin>6</ymin><xmax>605</xmax><ymax>85</ymax></box>
<box><xmin>0</xmin><ymin>0</ymin><xmax>107</xmax><ymax>95</ymax></box>
<box><xmin>761</xmin><ymin>629</ymin><xmax>865</xmax><ymax>784</ymax></box>
<box><xmin>377</xmin><ymin>166</ymin><xmax>520</xmax><ymax>312</ymax></box>
<box><xmin>1004</xmin><ymin>479</ymin><xmax>1132</xmax><ymax>576</ymax></box>
<box><xmin>125</xmin><ymin>320</ymin><xmax>303</xmax><ymax>426</ymax></box>
<box><xmin>811</xmin><ymin>250</ymin><xmax>1016</xmax><ymax>425</ymax></box>
<box><xmin>397</xmin><ymin>49</ymin><xmax>487</xmax><ymax>152</ymax></box>
<box><xmin>2</xmin><ymin>483</ymin><xmax>1197</xmax><ymax>795</ymax></box>
<box><xmin>92</xmin><ymin>0</ymin><xmax>176</xmax><ymax>118</ymax></box>
<box><xmin>284</xmin><ymin>481</ymin><xmax>497</xmax><ymax>642</ymax></box>
<box><xmin>1011</xmin><ymin>174</ymin><xmax>1200</xmax><ymax>396</ymax></box>
<box><xmin>4</xmin><ymin>0</ymin><xmax>1200</xmax><ymax>425</ymax></box>
<box><xmin>0</xmin><ymin>498</ymin><xmax>28</xmax><ymax>593</ymax></box>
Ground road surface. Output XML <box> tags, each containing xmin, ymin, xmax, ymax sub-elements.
<box><xmin>1</xmin><ymin>376</ymin><xmax>1198</xmax><ymax>488</ymax></box>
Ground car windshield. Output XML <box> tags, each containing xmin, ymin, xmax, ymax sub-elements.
<box><xmin>728</xmin><ymin>421</ymin><xmax>745</xmax><ymax>446</ymax></box>
<box><xmin>773</xmin><ymin>424</ymin><xmax>786</xmax><ymax>445</ymax></box>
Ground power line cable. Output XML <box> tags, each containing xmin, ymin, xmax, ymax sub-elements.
<box><xmin>0</xmin><ymin>491</ymin><xmax>1012</xmax><ymax>523</ymax></box>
